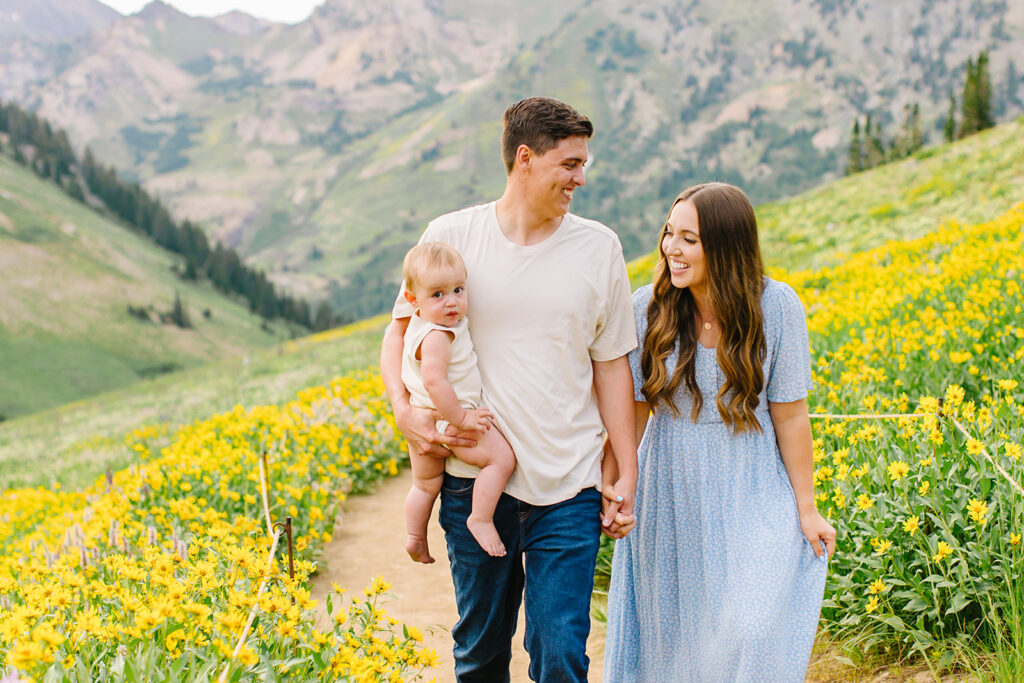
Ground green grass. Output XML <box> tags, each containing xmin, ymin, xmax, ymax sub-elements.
<box><xmin>0</xmin><ymin>154</ymin><xmax>294</xmax><ymax>417</ymax></box>
<box><xmin>0</xmin><ymin>317</ymin><xmax>388</xmax><ymax>491</ymax></box>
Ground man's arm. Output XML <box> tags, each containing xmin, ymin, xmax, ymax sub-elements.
<box><xmin>593</xmin><ymin>355</ymin><xmax>638</xmax><ymax>528</ymax></box>
<box><xmin>380</xmin><ymin>318</ymin><xmax>474</xmax><ymax>457</ymax></box>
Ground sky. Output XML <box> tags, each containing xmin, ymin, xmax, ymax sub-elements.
<box><xmin>100</xmin><ymin>1</ymin><xmax>324</xmax><ymax>24</ymax></box>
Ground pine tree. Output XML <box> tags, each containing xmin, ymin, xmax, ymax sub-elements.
<box><xmin>943</xmin><ymin>93</ymin><xmax>956</xmax><ymax>143</ymax></box>
<box><xmin>976</xmin><ymin>50</ymin><xmax>993</xmax><ymax>130</ymax></box>
<box><xmin>314</xmin><ymin>302</ymin><xmax>334</xmax><ymax>331</ymax></box>
<box><xmin>171</xmin><ymin>291</ymin><xmax>192</xmax><ymax>329</ymax></box>
<box><xmin>863</xmin><ymin>115</ymin><xmax>885</xmax><ymax>168</ymax></box>
<box><xmin>910</xmin><ymin>103</ymin><xmax>924</xmax><ymax>153</ymax></box>
<box><xmin>846</xmin><ymin>118</ymin><xmax>863</xmax><ymax>174</ymax></box>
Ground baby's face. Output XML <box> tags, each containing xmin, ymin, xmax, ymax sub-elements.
<box><xmin>411</xmin><ymin>264</ymin><xmax>468</xmax><ymax>328</ymax></box>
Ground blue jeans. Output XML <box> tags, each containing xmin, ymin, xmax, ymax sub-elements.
<box><xmin>439</xmin><ymin>473</ymin><xmax>602</xmax><ymax>683</ymax></box>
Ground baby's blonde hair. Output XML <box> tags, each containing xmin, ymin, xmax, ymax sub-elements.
<box><xmin>402</xmin><ymin>241</ymin><xmax>466</xmax><ymax>291</ymax></box>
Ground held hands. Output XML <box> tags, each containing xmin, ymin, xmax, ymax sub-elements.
<box><xmin>394</xmin><ymin>402</ymin><xmax>477</xmax><ymax>459</ymax></box>
<box><xmin>799</xmin><ymin>507</ymin><xmax>837</xmax><ymax>560</ymax></box>
<box><xmin>600</xmin><ymin>477</ymin><xmax>637</xmax><ymax>540</ymax></box>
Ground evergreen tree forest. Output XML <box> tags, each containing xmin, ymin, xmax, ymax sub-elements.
<box><xmin>944</xmin><ymin>50</ymin><xmax>995</xmax><ymax>142</ymax></box>
<box><xmin>847</xmin><ymin>51</ymin><xmax>1002</xmax><ymax>176</ymax></box>
<box><xmin>0</xmin><ymin>100</ymin><xmax>347</xmax><ymax>331</ymax></box>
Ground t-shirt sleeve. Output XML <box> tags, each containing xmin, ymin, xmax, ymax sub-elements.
<box><xmin>766</xmin><ymin>282</ymin><xmax>815</xmax><ymax>403</ymax></box>
<box><xmin>627</xmin><ymin>285</ymin><xmax>653</xmax><ymax>402</ymax></box>
<box><xmin>391</xmin><ymin>222</ymin><xmax>441</xmax><ymax>320</ymax></box>
<box><xmin>589</xmin><ymin>249</ymin><xmax>638</xmax><ymax>362</ymax></box>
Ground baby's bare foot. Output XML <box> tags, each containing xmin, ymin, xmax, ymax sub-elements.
<box><xmin>467</xmin><ymin>516</ymin><xmax>506</xmax><ymax>557</ymax></box>
<box><xmin>406</xmin><ymin>534</ymin><xmax>435</xmax><ymax>564</ymax></box>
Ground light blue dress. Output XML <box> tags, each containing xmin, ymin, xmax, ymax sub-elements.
<box><xmin>604</xmin><ymin>279</ymin><xmax>827</xmax><ymax>682</ymax></box>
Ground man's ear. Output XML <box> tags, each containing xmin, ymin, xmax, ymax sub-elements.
<box><xmin>403</xmin><ymin>290</ymin><xmax>417</xmax><ymax>305</ymax></box>
<box><xmin>516</xmin><ymin>144</ymin><xmax>532</xmax><ymax>172</ymax></box>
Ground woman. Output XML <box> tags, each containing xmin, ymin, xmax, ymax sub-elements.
<box><xmin>603</xmin><ymin>183</ymin><xmax>835</xmax><ymax>681</ymax></box>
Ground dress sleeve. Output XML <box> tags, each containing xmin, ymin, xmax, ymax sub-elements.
<box><xmin>627</xmin><ymin>285</ymin><xmax>653</xmax><ymax>402</ymax></box>
<box><xmin>766</xmin><ymin>282</ymin><xmax>814</xmax><ymax>403</ymax></box>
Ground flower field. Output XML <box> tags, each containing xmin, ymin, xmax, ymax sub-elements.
<box><xmin>798</xmin><ymin>202</ymin><xmax>1024</xmax><ymax>662</ymax></box>
<box><xmin>0</xmin><ymin>374</ymin><xmax>431</xmax><ymax>681</ymax></box>
<box><xmin>1</xmin><ymin>120</ymin><xmax>1021</xmax><ymax>677</ymax></box>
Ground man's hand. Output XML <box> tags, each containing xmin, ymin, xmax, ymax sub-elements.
<box><xmin>395</xmin><ymin>402</ymin><xmax>477</xmax><ymax>458</ymax></box>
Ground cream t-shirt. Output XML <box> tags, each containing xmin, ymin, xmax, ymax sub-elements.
<box><xmin>401</xmin><ymin>315</ymin><xmax>482</xmax><ymax>411</ymax></box>
<box><xmin>392</xmin><ymin>201</ymin><xmax>637</xmax><ymax>505</ymax></box>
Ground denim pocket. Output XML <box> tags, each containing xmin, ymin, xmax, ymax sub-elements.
<box><xmin>441</xmin><ymin>475</ymin><xmax>475</xmax><ymax>496</ymax></box>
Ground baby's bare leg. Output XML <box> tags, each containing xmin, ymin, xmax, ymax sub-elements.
<box><xmin>405</xmin><ymin>448</ymin><xmax>446</xmax><ymax>564</ymax></box>
<box><xmin>449</xmin><ymin>427</ymin><xmax>516</xmax><ymax>557</ymax></box>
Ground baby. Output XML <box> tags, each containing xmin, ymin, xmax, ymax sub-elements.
<box><xmin>400</xmin><ymin>241</ymin><xmax>516</xmax><ymax>561</ymax></box>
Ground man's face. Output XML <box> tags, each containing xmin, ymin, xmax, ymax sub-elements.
<box><xmin>523</xmin><ymin>135</ymin><xmax>588</xmax><ymax>219</ymax></box>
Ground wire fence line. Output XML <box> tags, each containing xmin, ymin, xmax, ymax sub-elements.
<box><xmin>809</xmin><ymin>409</ymin><xmax>1022</xmax><ymax>498</ymax></box>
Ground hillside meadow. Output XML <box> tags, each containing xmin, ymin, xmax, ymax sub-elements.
<box><xmin>0</xmin><ymin>154</ymin><xmax>295</xmax><ymax>419</ymax></box>
<box><xmin>628</xmin><ymin>116</ymin><xmax>1024</xmax><ymax>287</ymax></box>
<box><xmin>1</xmin><ymin>120</ymin><xmax>1023</xmax><ymax>678</ymax></box>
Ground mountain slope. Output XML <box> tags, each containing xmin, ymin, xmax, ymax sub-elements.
<box><xmin>626</xmin><ymin>115</ymin><xmax>1024</xmax><ymax>286</ymax></box>
<box><xmin>0</xmin><ymin>0</ymin><xmax>120</xmax><ymax>38</ymax></box>
<box><xmin>3</xmin><ymin>0</ymin><xmax>1022</xmax><ymax>319</ymax></box>
<box><xmin>0</xmin><ymin>154</ymin><xmax>291</xmax><ymax>419</ymax></box>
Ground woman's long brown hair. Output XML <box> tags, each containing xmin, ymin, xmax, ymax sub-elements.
<box><xmin>640</xmin><ymin>183</ymin><xmax>767</xmax><ymax>433</ymax></box>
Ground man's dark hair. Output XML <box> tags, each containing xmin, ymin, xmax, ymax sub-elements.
<box><xmin>501</xmin><ymin>97</ymin><xmax>593</xmax><ymax>173</ymax></box>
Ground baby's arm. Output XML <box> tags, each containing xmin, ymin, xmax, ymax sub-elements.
<box><xmin>419</xmin><ymin>330</ymin><xmax>491</xmax><ymax>433</ymax></box>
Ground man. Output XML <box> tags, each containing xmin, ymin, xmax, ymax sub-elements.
<box><xmin>380</xmin><ymin>97</ymin><xmax>637</xmax><ymax>682</ymax></box>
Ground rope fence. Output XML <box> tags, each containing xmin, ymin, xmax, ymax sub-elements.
<box><xmin>217</xmin><ymin>448</ymin><xmax>297</xmax><ymax>682</ymax></box>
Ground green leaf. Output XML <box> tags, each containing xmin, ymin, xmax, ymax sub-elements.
<box><xmin>945</xmin><ymin>592</ymin><xmax>972</xmax><ymax>615</ymax></box>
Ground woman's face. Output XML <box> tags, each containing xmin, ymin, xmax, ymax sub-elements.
<box><xmin>661</xmin><ymin>200</ymin><xmax>706</xmax><ymax>293</ymax></box>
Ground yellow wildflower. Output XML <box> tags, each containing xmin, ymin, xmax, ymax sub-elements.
<box><xmin>887</xmin><ymin>461</ymin><xmax>910</xmax><ymax>481</ymax></box>
<box><xmin>967</xmin><ymin>499</ymin><xmax>988</xmax><ymax>526</ymax></box>
<box><xmin>865</xmin><ymin>596</ymin><xmax>879</xmax><ymax>614</ymax></box>
<box><xmin>932</xmin><ymin>541</ymin><xmax>953</xmax><ymax>562</ymax></box>
<box><xmin>903</xmin><ymin>515</ymin><xmax>921</xmax><ymax>536</ymax></box>
<box><xmin>944</xmin><ymin>384</ymin><xmax>965</xmax><ymax>407</ymax></box>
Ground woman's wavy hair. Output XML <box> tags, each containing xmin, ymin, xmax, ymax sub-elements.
<box><xmin>640</xmin><ymin>182</ymin><xmax>767</xmax><ymax>433</ymax></box>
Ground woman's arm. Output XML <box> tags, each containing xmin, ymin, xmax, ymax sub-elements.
<box><xmin>770</xmin><ymin>398</ymin><xmax>836</xmax><ymax>558</ymax></box>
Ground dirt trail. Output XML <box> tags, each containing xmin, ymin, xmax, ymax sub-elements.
<box><xmin>311</xmin><ymin>468</ymin><xmax>606</xmax><ymax>683</ymax></box>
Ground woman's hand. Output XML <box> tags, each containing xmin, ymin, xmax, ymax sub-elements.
<box><xmin>600</xmin><ymin>478</ymin><xmax>637</xmax><ymax>539</ymax></box>
<box><xmin>799</xmin><ymin>507</ymin><xmax>836</xmax><ymax>560</ymax></box>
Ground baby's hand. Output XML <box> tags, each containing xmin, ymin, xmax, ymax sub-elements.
<box><xmin>457</xmin><ymin>407</ymin><xmax>494</xmax><ymax>434</ymax></box>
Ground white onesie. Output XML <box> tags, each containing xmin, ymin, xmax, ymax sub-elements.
<box><xmin>401</xmin><ymin>314</ymin><xmax>482</xmax><ymax>412</ymax></box>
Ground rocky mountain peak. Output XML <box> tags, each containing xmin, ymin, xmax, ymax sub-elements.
<box><xmin>0</xmin><ymin>0</ymin><xmax>120</xmax><ymax>38</ymax></box>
